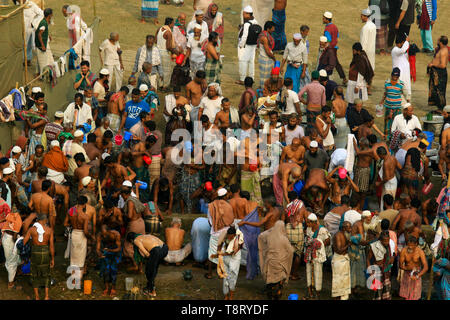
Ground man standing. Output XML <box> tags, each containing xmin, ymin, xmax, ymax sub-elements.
<box><xmin>237</xmin><ymin>6</ymin><xmax>259</xmax><ymax>85</ymax></box>
<box><xmin>35</xmin><ymin>8</ymin><xmax>55</xmax><ymax>76</ymax></box>
<box><xmin>360</xmin><ymin>8</ymin><xmax>377</xmax><ymax>71</ymax></box>
<box><xmin>67</xmin><ymin>130</ymin><xmax>90</xmax><ymax>176</ymax></box>
<box><xmin>377</xmin><ymin>146</ymin><xmax>401</xmax><ymax>209</ymax></box>
<box><xmin>315</xmin><ymin>106</ymin><xmax>335</xmax><ymax>154</ymax></box>
<box><xmin>392</xmin><ymin>35</ymin><xmax>412</xmax><ymax>100</ymax></box>
<box><xmin>417</xmin><ymin>0</ymin><xmax>437</xmax><ymax>54</ymax></box>
<box><xmin>332</xmin><ymin>221</ymin><xmax>352</xmax><ymax>300</ymax></box>
<box><xmin>380</xmin><ymin>68</ymin><xmax>407</xmax><ymax>137</ymax></box>
<box><xmin>298</xmin><ymin>70</ymin><xmax>326</xmax><ymax>133</ymax></box>
<box><xmin>132</xmin><ymin>35</ymin><xmax>163</xmax><ymax>87</ymax></box>
<box><xmin>156</xmin><ymin>18</ymin><xmax>177</xmax><ymax>91</ymax></box>
<box><xmin>64</xmin><ymin>93</ymin><xmax>94</xmax><ymax>129</ymax></box>
<box><xmin>322</xmin><ymin>11</ymin><xmax>347</xmax><ymax>84</ymax></box>
<box><xmin>198</xmin><ymin>83</ymin><xmax>223</xmax><ymax>122</ymax></box>
<box><xmin>390</xmin><ymin>103</ymin><xmax>422</xmax><ymax>140</ymax></box>
<box><xmin>73</xmin><ymin>61</ymin><xmax>96</xmax><ymax>92</ymax></box>
<box><xmin>141</xmin><ymin>0</ymin><xmax>159</xmax><ymax>25</ymax></box>
<box><xmin>399</xmin><ymin>236</ymin><xmax>428</xmax><ymax>300</ymax></box>
<box><xmin>271</xmin><ymin>0</ymin><xmax>287</xmax><ymax>51</ymax></box>
<box><xmin>369</xmin><ymin>0</ymin><xmax>390</xmax><ymax>55</ymax></box>
<box><xmin>280</xmin><ymin>33</ymin><xmax>308</xmax><ymax>93</ymax></box>
<box><xmin>23</xmin><ymin>214</ymin><xmax>54</xmax><ymax>300</ymax></box>
<box><xmin>120</xmin><ymin>89</ymin><xmax>150</xmax><ymax>132</ymax></box>
<box><xmin>258</xmin><ymin>21</ymin><xmax>276</xmax><ymax>89</ymax></box>
<box><xmin>29</xmin><ymin>180</ymin><xmax>57</xmax><ymax>229</ymax></box>
<box><xmin>395</xmin><ymin>0</ymin><xmax>415</xmax><ymax>37</ymax></box>
<box><xmin>346</xmin><ymin>43</ymin><xmax>374</xmax><ymax>104</ymax></box>
<box><xmin>427</xmin><ymin>36</ymin><xmax>448</xmax><ymax>109</ymax></box>
<box><xmin>62</xmin><ymin>5</ymin><xmax>87</xmax><ymax>46</ymax></box>
<box><xmin>317</xmin><ymin>36</ymin><xmax>337</xmax><ymax>76</ymax></box>
<box><xmin>205</xmin><ymin>32</ymin><xmax>222</xmax><ymax>84</ymax></box>
<box><xmin>126</xmin><ymin>232</ymin><xmax>168</xmax><ymax>297</ymax></box>
<box><xmin>187</xmin><ymin>10</ymin><xmax>209</xmax><ymax>39</ymax></box>
<box><xmin>23</xmin><ymin>0</ymin><xmax>43</xmax><ymax>66</ymax></box>
<box><xmin>1</xmin><ymin>209</ymin><xmax>22</xmax><ymax>290</ymax></box>
<box><xmin>99</xmin><ymin>32</ymin><xmax>124</xmax><ymax>92</ymax></box>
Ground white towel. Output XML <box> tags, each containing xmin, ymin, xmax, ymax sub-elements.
<box><xmin>59</xmin><ymin>56</ymin><xmax>66</xmax><ymax>76</ymax></box>
<box><xmin>345</xmin><ymin>134</ymin><xmax>356</xmax><ymax>174</ymax></box>
<box><xmin>33</xmin><ymin>222</ymin><xmax>45</xmax><ymax>242</ymax></box>
<box><xmin>64</xmin><ymin>231</ymin><xmax>72</xmax><ymax>259</ymax></box>
<box><xmin>13</xmin><ymin>236</ymin><xmax>23</xmax><ymax>256</ymax></box>
<box><xmin>52</xmin><ymin>61</ymin><xmax>61</xmax><ymax>77</ymax></box>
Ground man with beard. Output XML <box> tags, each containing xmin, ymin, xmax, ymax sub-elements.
<box><xmin>346</xmin><ymin>42</ymin><xmax>374</xmax><ymax>105</ymax></box>
<box><xmin>332</xmin><ymin>221</ymin><xmax>352</xmax><ymax>300</ymax></box>
<box><xmin>263</xmin><ymin>68</ymin><xmax>284</xmax><ymax>97</ymax></box>
<box><xmin>399</xmin><ymin>236</ymin><xmax>428</xmax><ymax>300</ymax></box>
<box><xmin>298</xmin><ymin>70</ymin><xmax>326</xmax><ymax>133</ymax></box>
<box><xmin>303</xmin><ymin>141</ymin><xmax>329</xmax><ymax>179</ymax></box>
<box><xmin>326</xmin><ymin>166</ymin><xmax>359</xmax><ymax>209</ymax></box>
<box><xmin>198</xmin><ymin>83</ymin><xmax>223</xmax><ymax>122</ymax></box>
<box><xmin>317</xmin><ymin>36</ymin><xmax>337</xmax><ymax>76</ymax></box>
<box><xmin>322</xmin><ymin>11</ymin><xmax>347</xmax><ymax>85</ymax></box>
<box><xmin>367</xmin><ymin>231</ymin><xmax>395</xmax><ymax>300</ymax></box>
<box><xmin>391</xmin><ymin>104</ymin><xmax>422</xmax><ymax>142</ymax></box>
<box><xmin>284</xmin><ymin>115</ymin><xmax>304</xmax><ymax>146</ymax></box>
<box><xmin>236</xmin><ymin>6</ymin><xmax>258</xmax><ymax>85</ymax></box>
<box><xmin>315</xmin><ymin>105</ymin><xmax>335</xmax><ymax>155</ymax></box>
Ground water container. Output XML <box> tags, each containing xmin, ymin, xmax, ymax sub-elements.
<box><xmin>82</xmin><ymin>123</ymin><xmax>92</xmax><ymax>133</ymax></box>
<box><xmin>288</xmin><ymin>294</ymin><xmax>299</xmax><ymax>300</ymax></box>
<box><xmin>136</xmin><ymin>180</ymin><xmax>147</xmax><ymax>189</ymax></box>
<box><xmin>83</xmin><ymin>280</ymin><xmax>92</xmax><ymax>294</ymax></box>
<box><xmin>114</xmin><ymin>134</ymin><xmax>123</xmax><ymax>146</ymax></box>
<box><xmin>143</xmin><ymin>155</ymin><xmax>152</xmax><ymax>165</ymax></box>
<box><xmin>125</xmin><ymin>277</ymin><xmax>134</xmax><ymax>291</ymax></box>
<box><xmin>375</xmin><ymin>104</ymin><xmax>384</xmax><ymax>117</ymax></box>
<box><xmin>123</xmin><ymin>131</ymin><xmax>133</xmax><ymax>141</ymax></box>
<box><xmin>205</xmin><ymin>181</ymin><xmax>213</xmax><ymax>191</ymax></box>
<box><xmin>274</xmin><ymin>60</ymin><xmax>281</xmax><ymax>68</ymax></box>
<box><xmin>423</xmin><ymin>131</ymin><xmax>434</xmax><ymax>150</ymax></box>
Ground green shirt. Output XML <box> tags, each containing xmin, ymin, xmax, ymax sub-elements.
<box><xmin>74</xmin><ymin>71</ymin><xmax>97</xmax><ymax>91</ymax></box>
<box><xmin>35</xmin><ymin>18</ymin><xmax>49</xmax><ymax>51</ymax></box>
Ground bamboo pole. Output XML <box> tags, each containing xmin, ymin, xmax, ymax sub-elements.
<box><xmin>21</xmin><ymin>0</ymin><xmax>28</xmax><ymax>83</ymax></box>
<box><xmin>0</xmin><ymin>3</ymin><xmax>26</xmax><ymax>20</ymax></box>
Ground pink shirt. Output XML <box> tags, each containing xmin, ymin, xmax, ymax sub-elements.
<box><xmin>298</xmin><ymin>80</ymin><xmax>326</xmax><ymax>111</ymax></box>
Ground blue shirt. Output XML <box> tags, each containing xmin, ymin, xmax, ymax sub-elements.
<box><xmin>124</xmin><ymin>100</ymin><xmax>150</xmax><ymax>130</ymax></box>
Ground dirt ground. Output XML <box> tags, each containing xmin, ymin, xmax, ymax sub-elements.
<box><xmin>4</xmin><ymin>0</ymin><xmax>447</xmax><ymax>300</ymax></box>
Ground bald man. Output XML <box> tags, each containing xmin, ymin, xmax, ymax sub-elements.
<box><xmin>281</xmin><ymin>137</ymin><xmax>306</xmax><ymax>166</ymax></box>
<box><xmin>273</xmin><ymin>162</ymin><xmax>302</xmax><ymax>206</ymax></box>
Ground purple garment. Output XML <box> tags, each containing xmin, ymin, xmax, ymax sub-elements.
<box><xmin>239</xmin><ymin>208</ymin><xmax>260</xmax><ymax>280</ymax></box>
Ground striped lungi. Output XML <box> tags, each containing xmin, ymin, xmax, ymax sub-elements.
<box><xmin>376</xmin><ymin>24</ymin><xmax>388</xmax><ymax>51</ymax></box>
<box><xmin>148</xmin><ymin>155</ymin><xmax>161</xmax><ymax>187</ymax></box>
<box><xmin>141</xmin><ymin>0</ymin><xmax>158</xmax><ymax>19</ymax></box>
<box><xmin>144</xmin><ymin>215</ymin><xmax>161</xmax><ymax>235</ymax></box>
<box><xmin>159</xmin><ymin>49</ymin><xmax>174</xmax><ymax>88</ymax></box>
<box><xmin>107</xmin><ymin>113</ymin><xmax>121</xmax><ymax>134</ymax></box>
<box><xmin>258</xmin><ymin>54</ymin><xmax>273</xmax><ymax>89</ymax></box>
<box><xmin>353</xmin><ymin>166</ymin><xmax>371</xmax><ymax>193</ymax></box>
<box><xmin>31</xmin><ymin>245</ymin><xmax>51</xmax><ymax>288</ymax></box>
<box><xmin>205</xmin><ymin>58</ymin><xmax>222</xmax><ymax>84</ymax></box>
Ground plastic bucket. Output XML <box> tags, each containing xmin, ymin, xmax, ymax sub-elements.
<box><xmin>288</xmin><ymin>294</ymin><xmax>299</xmax><ymax>300</ymax></box>
<box><xmin>143</xmin><ymin>155</ymin><xmax>152</xmax><ymax>165</ymax></box>
<box><xmin>114</xmin><ymin>134</ymin><xmax>123</xmax><ymax>145</ymax></box>
<box><xmin>83</xmin><ymin>280</ymin><xmax>92</xmax><ymax>294</ymax></box>
<box><xmin>274</xmin><ymin>60</ymin><xmax>281</xmax><ymax>68</ymax></box>
<box><xmin>123</xmin><ymin>131</ymin><xmax>133</xmax><ymax>141</ymax></box>
<box><xmin>423</xmin><ymin>131</ymin><xmax>434</xmax><ymax>150</ymax></box>
<box><xmin>136</xmin><ymin>180</ymin><xmax>148</xmax><ymax>189</ymax></box>
<box><xmin>125</xmin><ymin>277</ymin><xmax>134</xmax><ymax>291</ymax></box>
<box><xmin>82</xmin><ymin>123</ymin><xmax>92</xmax><ymax>133</ymax></box>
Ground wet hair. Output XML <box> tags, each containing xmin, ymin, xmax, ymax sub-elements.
<box><xmin>341</xmin><ymin>195</ymin><xmax>350</xmax><ymax>205</ymax></box>
<box><xmin>383</xmin><ymin>194</ymin><xmax>394</xmax><ymax>206</ymax></box>
<box><xmin>38</xmin><ymin>166</ymin><xmax>48</xmax><ymax>177</ymax></box>
<box><xmin>74</xmin><ymin>152</ymin><xmax>86</xmax><ymax>163</ymax></box>
<box><xmin>208</xmin><ymin>31</ymin><xmax>219</xmax><ymax>42</ymax></box>
<box><xmin>103</xmin><ymin>130</ymin><xmax>113</xmax><ymax>139</ymax></box>
<box><xmin>221</xmin><ymin>97</ymin><xmax>229</xmax><ymax>105</ymax></box>
<box><xmin>264</xmin><ymin>21</ymin><xmax>275</xmax><ymax>30</ymax></box>
<box><xmin>406</xmin><ymin>148</ymin><xmax>421</xmax><ymax>173</ymax></box>
<box><xmin>126</xmin><ymin>232</ymin><xmax>138</xmax><ymax>242</ymax></box>
<box><xmin>367</xmin><ymin>134</ymin><xmax>377</xmax><ymax>144</ymax></box>
<box><xmin>77</xmin><ymin>195</ymin><xmax>88</xmax><ymax>205</ymax></box>
<box><xmin>132</xmin><ymin>88</ymin><xmax>141</xmax><ymax>96</ymax></box>
<box><xmin>200</xmin><ymin>115</ymin><xmax>209</xmax><ymax>123</ymax></box>
<box><xmin>104</xmin><ymin>199</ymin><xmax>114</xmax><ymax>209</ymax></box>
<box><xmin>196</xmin><ymin>70</ymin><xmax>206</xmax><ymax>79</ymax></box>
<box><xmin>264</xmin><ymin>196</ymin><xmax>277</xmax><ymax>207</ymax></box>
<box><xmin>103</xmin><ymin>156</ymin><xmax>113</xmax><ymax>164</ymax></box>
<box><xmin>240</xmin><ymin>191</ymin><xmax>250</xmax><ymax>200</ymax></box>
<box><xmin>80</xmin><ymin>60</ymin><xmax>90</xmax><ymax>67</ymax></box>
<box><xmin>411</xmin><ymin>198</ymin><xmax>421</xmax><ymax>209</ymax></box>
<box><xmin>288</xmin><ymin>191</ymin><xmax>298</xmax><ymax>201</ymax></box>
<box><xmin>439</xmin><ymin>35</ymin><xmax>448</xmax><ymax>46</ymax></box>
<box><xmin>146</xmin><ymin>120</ymin><xmax>156</xmax><ymax>131</ymax></box>
<box><xmin>376</xmin><ymin>146</ymin><xmax>387</xmax><ymax>156</ymax></box>
<box><xmin>321</xmin><ymin>105</ymin><xmax>331</xmax><ymax>113</ymax></box>
<box><xmin>244</xmin><ymin>77</ymin><xmax>254</xmax><ymax>87</ymax></box>
<box><xmin>406</xmin><ymin>235</ymin><xmax>418</xmax><ymax>244</ymax></box>
<box><xmin>159</xmin><ymin>177</ymin><xmax>169</xmax><ymax>187</ymax></box>
<box><xmin>87</xmin><ymin>133</ymin><xmax>97</xmax><ymax>143</ymax></box>
<box><xmin>227</xmin><ymin>226</ymin><xmax>236</xmax><ymax>235</ymax></box>
<box><xmin>42</xmin><ymin>180</ymin><xmax>52</xmax><ymax>192</ymax></box>
<box><xmin>120</xmin><ymin>86</ymin><xmax>130</xmax><ymax>94</ymax></box>
<box><xmin>381</xmin><ymin>219</ymin><xmax>390</xmax><ymax>231</ymax></box>
<box><xmin>146</xmin><ymin>135</ymin><xmax>157</xmax><ymax>144</ymax></box>
<box><xmin>350</xmin><ymin>196</ymin><xmax>359</xmax><ymax>208</ymax></box>
<box><xmin>230</xmin><ymin>184</ymin><xmax>240</xmax><ymax>194</ymax></box>
<box><xmin>284</xmin><ymin>77</ymin><xmax>293</xmax><ymax>87</ymax></box>
<box><xmin>380</xmin><ymin>230</ymin><xmax>390</xmax><ymax>240</ymax></box>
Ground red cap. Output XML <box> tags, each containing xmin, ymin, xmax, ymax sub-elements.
<box><xmin>271</xmin><ymin>67</ymin><xmax>280</xmax><ymax>75</ymax></box>
<box><xmin>205</xmin><ymin>181</ymin><xmax>213</xmax><ymax>191</ymax></box>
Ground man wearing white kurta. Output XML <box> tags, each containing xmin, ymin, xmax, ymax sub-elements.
<box><xmin>64</xmin><ymin>6</ymin><xmax>88</xmax><ymax>47</ymax></box>
<box><xmin>359</xmin><ymin>8</ymin><xmax>376</xmax><ymax>71</ymax></box>
<box><xmin>390</xmin><ymin>103</ymin><xmax>422</xmax><ymax>139</ymax></box>
<box><xmin>23</xmin><ymin>0</ymin><xmax>43</xmax><ymax>65</ymax></box>
<box><xmin>99</xmin><ymin>33</ymin><xmax>124</xmax><ymax>92</ymax></box>
<box><xmin>186</xmin><ymin>10</ymin><xmax>209</xmax><ymax>40</ymax></box>
<box><xmin>237</xmin><ymin>6</ymin><xmax>258</xmax><ymax>84</ymax></box>
<box><xmin>391</xmin><ymin>37</ymin><xmax>411</xmax><ymax>100</ymax></box>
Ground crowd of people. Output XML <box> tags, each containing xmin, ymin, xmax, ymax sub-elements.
<box><xmin>1</xmin><ymin>0</ymin><xmax>449</xmax><ymax>301</ymax></box>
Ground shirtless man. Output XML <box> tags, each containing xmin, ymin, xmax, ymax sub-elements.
<box><xmin>126</xmin><ymin>232</ymin><xmax>168</xmax><ymax>297</ymax></box>
<box><xmin>238</xmin><ymin>196</ymin><xmax>280</xmax><ymax>231</ymax></box>
<box><xmin>214</xmin><ymin>98</ymin><xmax>233</xmax><ymax>132</ymax></box>
<box><xmin>332</xmin><ymin>221</ymin><xmax>351</xmax><ymax>300</ymax></box>
<box><xmin>186</xmin><ymin>70</ymin><xmax>207</xmax><ymax>108</ymax></box>
<box><xmin>107</xmin><ymin>87</ymin><xmax>127</xmax><ymax>132</ymax></box>
<box><xmin>427</xmin><ymin>36</ymin><xmax>448</xmax><ymax>109</ymax></box>
<box><xmin>302</xmin><ymin>128</ymin><xmax>323</xmax><ymax>151</ymax></box>
<box><xmin>32</xmin><ymin>167</ymin><xmax>70</xmax><ymax>216</ymax></box>
<box><xmin>164</xmin><ymin>217</ymin><xmax>192</xmax><ymax>265</ymax></box>
<box><xmin>394</xmin><ymin>193</ymin><xmax>411</xmax><ymax>210</ymax></box>
<box><xmin>441</xmin><ymin>126</ymin><xmax>450</xmax><ymax>151</ymax></box>
<box><xmin>131</xmin><ymin>136</ymin><xmax>153</xmax><ymax>167</ymax></box>
<box><xmin>64</xmin><ymin>196</ymin><xmax>92</xmax><ymax>278</ymax></box>
<box><xmin>94</xmin><ymin>118</ymin><xmax>112</xmax><ymax>139</ymax></box>
<box><xmin>228</xmin><ymin>184</ymin><xmax>248</xmax><ymax>220</ymax></box>
<box><xmin>332</xmin><ymin>86</ymin><xmax>347</xmax><ymax>119</ymax></box>
<box><xmin>23</xmin><ymin>214</ymin><xmax>54</xmax><ymax>300</ymax></box>
<box><xmin>98</xmin><ymin>200</ymin><xmax>124</xmax><ymax>233</ymax></box>
<box><xmin>240</xmin><ymin>106</ymin><xmax>256</xmax><ymax>134</ymax></box>
<box><xmin>326</xmin><ymin>166</ymin><xmax>359</xmax><ymax>207</ymax></box>
<box><xmin>376</xmin><ymin>146</ymin><xmax>402</xmax><ymax>208</ymax></box>
<box><xmin>399</xmin><ymin>236</ymin><xmax>428</xmax><ymax>300</ymax></box>
<box><xmin>84</xmin><ymin>133</ymin><xmax>102</xmax><ymax>165</ymax></box>
<box><xmin>358</xmin><ymin>115</ymin><xmax>386</xmax><ymax>141</ymax></box>
<box><xmin>366</xmin><ymin>134</ymin><xmax>389</xmax><ymax>161</ymax></box>
<box><xmin>421</xmin><ymin>197</ymin><xmax>437</xmax><ymax>225</ymax></box>
<box><xmin>73</xmin><ymin>153</ymin><xmax>92</xmax><ymax>190</ymax></box>
<box><xmin>403</xmin><ymin>220</ymin><xmax>425</xmax><ymax>243</ymax></box>
<box><xmin>29</xmin><ymin>180</ymin><xmax>57</xmax><ymax>229</ymax></box>
<box><xmin>391</xmin><ymin>198</ymin><xmax>422</xmax><ymax>235</ymax></box>
<box><xmin>27</xmin><ymin>145</ymin><xmax>45</xmax><ymax>182</ymax></box>
<box><xmin>164</xmin><ymin>87</ymin><xmax>189</xmax><ymax>120</ymax></box>
<box><xmin>301</xmin><ymin>169</ymin><xmax>329</xmax><ymax>215</ymax></box>
<box><xmin>102</xmin><ymin>155</ymin><xmax>136</xmax><ymax>190</ymax></box>
<box><xmin>275</xmin><ymin>162</ymin><xmax>302</xmax><ymax>206</ymax></box>
<box><xmin>353</xmin><ymin>137</ymin><xmax>376</xmax><ymax>210</ymax></box>
<box><xmin>438</xmin><ymin>144</ymin><xmax>450</xmax><ymax>181</ymax></box>
<box><xmin>281</xmin><ymin>137</ymin><xmax>305</xmax><ymax>166</ymax></box>
<box><xmin>96</xmin><ymin>224</ymin><xmax>121</xmax><ymax>297</ymax></box>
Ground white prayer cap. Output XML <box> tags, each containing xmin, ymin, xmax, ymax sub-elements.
<box><xmin>81</xmin><ymin>176</ymin><xmax>92</xmax><ymax>187</ymax></box>
<box><xmin>11</xmin><ymin>146</ymin><xmax>22</xmax><ymax>153</ymax></box>
<box><xmin>217</xmin><ymin>188</ymin><xmax>227</xmax><ymax>197</ymax></box>
<box><xmin>122</xmin><ymin>180</ymin><xmax>133</xmax><ymax>187</ymax></box>
<box><xmin>74</xmin><ymin>129</ymin><xmax>84</xmax><ymax>137</ymax></box>
<box><xmin>310</xmin><ymin>140</ymin><xmax>318</xmax><ymax>148</ymax></box>
<box><xmin>362</xmin><ymin>210</ymin><xmax>372</xmax><ymax>218</ymax></box>
<box><xmin>101</xmin><ymin>152</ymin><xmax>110</xmax><ymax>160</ymax></box>
<box><xmin>402</xmin><ymin>103</ymin><xmax>412</xmax><ymax>110</ymax></box>
<box><xmin>2</xmin><ymin>167</ymin><xmax>13</xmax><ymax>175</ymax></box>
<box><xmin>31</xmin><ymin>87</ymin><xmax>42</xmax><ymax>93</ymax></box>
<box><xmin>443</xmin><ymin>105</ymin><xmax>450</xmax><ymax>113</ymax></box>
<box><xmin>50</xmin><ymin>140</ymin><xmax>60</xmax><ymax>148</ymax></box>
<box><xmin>307</xmin><ymin>213</ymin><xmax>318</xmax><ymax>221</ymax></box>
<box><xmin>293</xmin><ymin>33</ymin><xmax>302</xmax><ymax>40</ymax></box>
<box><xmin>324</xmin><ymin>11</ymin><xmax>333</xmax><ymax>19</ymax></box>
<box><xmin>66</xmin><ymin>6</ymin><xmax>73</xmax><ymax>13</ymax></box>
<box><xmin>320</xmin><ymin>36</ymin><xmax>328</xmax><ymax>43</ymax></box>
<box><xmin>361</xmin><ymin>8</ymin><xmax>372</xmax><ymax>16</ymax></box>
<box><xmin>139</xmin><ymin>84</ymin><xmax>148</xmax><ymax>91</ymax></box>
<box><xmin>194</xmin><ymin>23</ymin><xmax>202</xmax><ymax>30</ymax></box>
<box><xmin>319</xmin><ymin>69</ymin><xmax>328</xmax><ymax>77</ymax></box>
<box><xmin>55</xmin><ymin>111</ymin><xmax>64</xmax><ymax>118</ymax></box>
<box><xmin>99</xmin><ymin>68</ymin><xmax>110</xmax><ymax>75</ymax></box>
<box><xmin>194</xmin><ymin>9</ymin><xmax>204</xmax><ymax>15</ymax></box>
<box><xmin>243</xmin><ymin>5</ymin><xmax>253</xmax><ymax>13</ymax></box>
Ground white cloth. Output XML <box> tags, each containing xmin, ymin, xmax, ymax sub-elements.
<box><xmin>47</xmin><ymin>168</ymin><xmax>66</xmax><ymax>184</ymax></box>
<box><xmin>187</xmin><ymin>20</ymin><xmax>209</xmax><ymax>39</ymax></box>
<box><xmin>343</xmin><ymin>209</ymin><xmax>361</xmax><ymax>225</ymax></box>
<box><xmin>238</xmin><ymin>45</ymin><xmax>257</xmax><ymax>81</ymax></box>
<box><xmin>390</xmin><ymin>114</ymin><xmax>422</xmax><ymax>138</ymax></box>
<box><xmin>105</xmin><ymin>64</ymin><xmax>124</xmax><ymax>92</ymax></box>
<box><xmin>99</xmin><ymin>39</ymin><xmax>121</xmax><ymax>66</ymax></box>
<box><xmin>283</xmin><ymin>42</ymin><xmax>308</xmax><ymax>65</ymax></box>
<box><xmin>137</xmin><ymin>45</ymin><xmax>161</xmax><ymax>73</ymax></box>
<box><xmin>284</xmin><ymin>125</ymin><xmax>305</xmax><ymax>145</ymax></box>
<box><xmin>346</xmin><ymin>75</ymin><xmax>368</xmax><ymax>103</ymax></box>
<box><xmin>391</xmin><ymin>41</ymin><xmax>411</xmax><ymax>98</ymax></box>
<box><xmin>66</xmin><ymin>13</ymin><xmax>88</xmax><ymax>44</ymax></box>
<box><xmin>360</xmin><ymin>20</ymin><xmax>376</xmax><ymax>71</ymax></box>
<box><xmin>318</xmin><ymin>117</ymin><xmax>334</xmax><ymax>147</ymax></box>
<box><xmin>35</xmin><ymin>44</ymin><xmax>55</xmax><ymax>74</ymax></box>
<box><xmin>64</xmin><ymin>102</ymin><xmax>93</xmax><ymax>127</ymax></box>
<box><xmin>199</xmin><ymin>96</ymin><xmax>223</xmax><ymax>122</ymax></box>
<box><xmin>33</xmin><ymin>222</ymin><xmax>45</xmax><ymax>242</ymax></box>
<box><xmin>164</xmin><ymin>94</ymin><xmax>177</xmax><ymax>122</ymax></box>
<box><xmin>2</xmin><ymin>233</ymin><xmax>21</xmax><ymax>283</ymax></box>
<box><xmin>23</xmin><ymin>0</ymin><xmax>43</xmax><ymax>51</ymax></box>
<box><xmin>345</xmin><ymin>134</ymin><xmax>356</xmax><ymax>174</ymax></box>
<box><xmin>329</xmin><ymin>148</ymin><xmax>347</xmax><ymax>171</ymax></box>
<box><xmin>277</xmin><ymin>89</ymin><xmax>300</xmax><ymax>115</ymax></box>
<box><xmin>238</xmin><ymin>19</ymin><xmax>258</xmax><ymax>48</ymax></box>
<box><xmin>67</xmin><ymin>142</ymin><xmax>90</xmax><ymax>176</ymax></box>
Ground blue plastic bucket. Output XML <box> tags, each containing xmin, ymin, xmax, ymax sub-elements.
<box><xmin>136</xmin><ymin>180</ymin><xmax>148</xmax><ymax>189</ymax></box>
<box><xmin>274</xmin><ymin>60</ymin><xmax>281</xmax><ymax>68</ymax></box>
<box><xmin>288</xmin><ymin>294</ymin><xmax>299</xmax><ymax>300</ymax></box>
<box><xmin>123</xmin><ymin>131</ymin><xmax>133</xmax><ymax>141</ymax></box>
<box><xmin>82</xmin><ymin>123</ymin><xmax>91</xmax><ymax>134</ymax></box>
<box><xmin>423</xmin><ymin>131</ymin><xmax>434</xmax><ymax>150</ymax></box>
